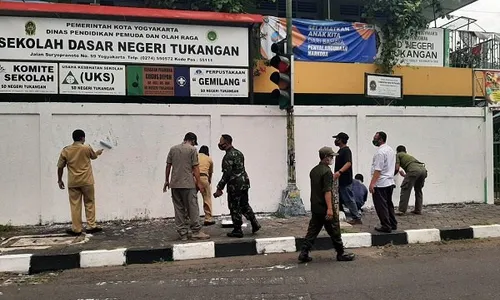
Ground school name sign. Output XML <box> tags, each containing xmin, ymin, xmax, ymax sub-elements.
<box><xmin>0</xmin><ymin>16</ymin><xmax>249</xmax><ymax>67</ymax></box>
<box><xmin>394</xmin><ymin>28</ymin><xmax>447</xmax><ymax>67</ymax></box>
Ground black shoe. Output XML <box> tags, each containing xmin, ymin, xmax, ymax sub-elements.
<box><xmin>374</xmin><ymin>226</ymin><xmax>392</xmax><ymax>233</ymax></box>
<box><xmin>391</xmin><ymin>226</ymin><xmax>398</xmax><ymax>230</ymax></box>
<box><xmin>347</xmin><ymin>219</ymin><xmax>363</xmax><ymax>225</ymax></box>
<box><xmin>66</xmin><ymin>229</ymin><xmax>82</xmax><ymax>236</ymax></box>
<box><xmin>337</xmin><ymin>252</ymin><xmax>355</xmax><ymax>261</ymax></box>
<box><xmin>251</xmin><ymin>222</ymin><xmax>261</xmax><ymax>234</ymax></box>
<box><xmin>227</xmin><ymin>230</ymin><xmax>244</xmax><ymax>238</ymax></box>
<box><xmin>86</xmin><ymin>227</ymin><xmax>103</xmax><ymax>234</ymax></box>
<box><xmin>204</xmin><ymin>221</ymin><xmax>216</xmax><ymax>226</ymax></box>
<box><xmin>298</xmin><ymin>251</ymin><xmax>312</xmax><ymax>263</ymax></box>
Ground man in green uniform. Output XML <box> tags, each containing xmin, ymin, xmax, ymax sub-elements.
<box><xmin>395</xmin><ymin>145</ymin><xmax>428</xmax><ymax>215</ymax></box>
<box><xmin>298</xmin><ymin>146</ymin><xmax>355</xmax><ymax>263</ymax></box>
<box><xmin>214</xmin><ymin>134</ymin><xmax>261</xmax><ymax>238</ymax></box>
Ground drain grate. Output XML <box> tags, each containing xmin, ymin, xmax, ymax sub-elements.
<box><xmin>10</xmin><ymin>236</ymin><xmax>77</xmax><ymax>247</ymax></box>
<box><xmin>0</xmin><ymin>234</ymin><xmax>89</xmax><ymax>252</ymax></box>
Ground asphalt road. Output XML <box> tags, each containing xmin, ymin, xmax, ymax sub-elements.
<box><xmin>2</xmin><ymin>239</ymin><xmax>500</xmax><ymax>300</ymax></box>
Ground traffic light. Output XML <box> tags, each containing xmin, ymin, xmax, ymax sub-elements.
<box><xmin>269</xmin><ymin>40</ymin><xmax>292</xmax><ymax>110</ymax></box>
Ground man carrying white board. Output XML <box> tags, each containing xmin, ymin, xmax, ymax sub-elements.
<box><xmin>57</xmin><ymin>129</ymin><xmax>104</xmax><ymax>236</ymax></box>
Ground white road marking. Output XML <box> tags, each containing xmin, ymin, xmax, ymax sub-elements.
<box><xmin>76</xmin><ymin>298</ymin><xmax>119</xmax><ymax>300</ymax></box>
<box><xmin>95</xmin><ymin>280</ymin><xmax>137</xmax><ymax>286</ymax></box>
<box><xmin>227</xmin><ymin>264</ymin><xmax>297</xmax><ymax>273</ymax></box>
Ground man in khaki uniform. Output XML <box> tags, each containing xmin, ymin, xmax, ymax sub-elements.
<box><xmin>198</xmin><ymin>146</ymin><xmax>215</xmax><ymax>226</ymax></box>
<box><xmin>163</xmin><ymin>132</ymin><xmax>210</xmax><ymax>241</ymax></box>
<box><xmin>395</xmin><ymin>145</ymin><xmax>428</xmax><ymax>215</ymax></box>
<box><xmin>57</xmin><ymin>129</ymin><xmax>103</xmax><ymax>236</ymax></box>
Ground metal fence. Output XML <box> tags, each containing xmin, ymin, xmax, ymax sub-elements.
<box><xmin>494</xmin><ymin>119</ymin><xmax>500</xmax><ymax>204</ymax></box>
<box><xmin>494</xmin><ymin>142</ymin><xmax>500</xmax><ymax>204</ymax></box>
<box><xmin>448</xmin><ymin>29</ymin><xmax>500</xmax><ymax>70</ymax></box>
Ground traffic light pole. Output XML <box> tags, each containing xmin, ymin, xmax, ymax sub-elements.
<box><xmin>276</xmin><ymin>0</ymin><xmax>306</xmax><ymax>217</ymax></box>
<box><xmin>286</xmin><ymin>0</ymin><xmax>293</xmax><ymax>57</ymax></box>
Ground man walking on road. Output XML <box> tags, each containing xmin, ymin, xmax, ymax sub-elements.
<box><xmin>214</xmin><ymin>134</ymin><xmax>261</xmax><ymax>238</ymax></box>
<box><xmin>164</xmin><ymin>132</ymin><xmax>210</xmax><ymax>241</ymax></box>
<box><xmin>298</xmin><ymin>146</ymin><xmax>355</xmax><ymax>263</ymax></box>
<box><xmin>57</xmin><ymin>129</ymin><xmax>104</xmax><ymax>236</ymax></box>
<box><xmin>198</xmin><ymin>145</ymin><xmax>215</xmax><ymax>225</ymax></box>
<box><xmin>369</xmin><ymin>131</ymin><xmax>397</xmax><ymax>233</ymax></box>
<box><xmin>333</xmin><ymin>132</ymin><xmax>362</xmax><ymax>225</ymax></box>
<box><xmin>395</xmin><ymin>145</ymin><xmax>428</xmax><ymax>215</ymax></box>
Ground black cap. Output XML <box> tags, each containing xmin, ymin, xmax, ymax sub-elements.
<box><xmin>184</xmin><ymin>132</ymin><xmax>198</xmax><ymax>146</ymax></box>
<box><xmin>333</xmin><ymin>132</ymin><xmax>349</xmax><ymax>141</ymax></box>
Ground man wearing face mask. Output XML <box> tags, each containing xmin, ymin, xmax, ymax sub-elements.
<box><xmin>298</xmin><ymin>146</ymin><xmax>355</xmax><ymax>263</ymax></box>
<box><xmin>213</xmin><ymin>134</ymin><xmax>261</xmax><ymax>238</ymax></box>
<box><xmin>369</xmin><ymin>131</ymin><xmax>397</xmax><ymax>233</ymax></box>
<box><xmin>163</xmin><ymin>132</ymin><xmax>210</xmax><ymax>241</ymax></box>
<box><xmin>332</xmin><ymin>132</ymin><xmax>362</xmax><ymax>225</ymax></box>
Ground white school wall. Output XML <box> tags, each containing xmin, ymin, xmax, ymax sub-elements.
<box><xmin>0</xmin><ymin>103</ymin><xmax>493</xmax><ymax>225</ymax></box>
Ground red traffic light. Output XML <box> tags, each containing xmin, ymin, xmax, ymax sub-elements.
<box><xmin>270</xmin><ymin>55</ymin><xmax>290</xmax><ymax>73</ymax></box>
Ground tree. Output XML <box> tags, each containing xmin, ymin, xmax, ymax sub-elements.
<box><xmin>363</xmin><ymin>0</ymin><xmax>444</xmax><ymax>74</ymax></box>
<box><xmin>144</xmin><ymin>0</ymin><xmax>259</xmax><ymax>13</ymax></box>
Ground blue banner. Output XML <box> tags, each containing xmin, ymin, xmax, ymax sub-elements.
<box><xmin>261</xmin><ymin>16</ymin><xmax>377</xmax><ymax>63</ymax></box>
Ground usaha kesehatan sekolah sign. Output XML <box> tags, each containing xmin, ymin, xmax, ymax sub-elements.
<box><xmin>0</xmin><ymin>16</ymin><xmax>249</xmax><ymax>97</ymax></box>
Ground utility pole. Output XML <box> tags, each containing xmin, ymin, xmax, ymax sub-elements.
<box><xmin>276</xmin><ymin>0</ymin><xmax>306</xmax><ymax>217</ymax></box>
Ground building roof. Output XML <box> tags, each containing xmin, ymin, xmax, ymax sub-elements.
<box><xmin>0</xmin><ymin>1</ymin><xmax>263</xmax><ymax>25</ymax></box>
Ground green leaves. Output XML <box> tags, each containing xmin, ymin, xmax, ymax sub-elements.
<box><xmin>144</xmin><ymin>0</ymin><xmax>267</xmax><ymax>13</ymax></box>
<box><xmin>363</xmin><ymin>0</ymin><xmax>443</xmax><ymax>74</ymax></box>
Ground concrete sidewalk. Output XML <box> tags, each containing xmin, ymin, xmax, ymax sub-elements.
<box><xmin>1</xmin><ymin>203</ymin><xmax>500</xmax><ymax>274</ymax></box>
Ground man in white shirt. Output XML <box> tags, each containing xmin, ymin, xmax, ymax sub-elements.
<box><xmin>369</xmin><ymin>131</ymin><xmax>397</xmax><ymax>233</ymax></box>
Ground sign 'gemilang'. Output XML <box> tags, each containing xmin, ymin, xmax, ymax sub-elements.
<box><xmin>0</xmin><ymin>17</ymin><xmax>249</xmax><ymax>67</ymax></box>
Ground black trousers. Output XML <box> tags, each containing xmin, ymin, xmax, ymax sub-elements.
<box><xmin>228</xmin><ymin>189</ymin><xmax>257</xmax><ymax>230</ymax></box>
<box><xmin>373</xmin><ymin>185</ymin><xmax>397</xmax><ymax>230</ymax></box>
<box><xmin>301</xmin><ymin>213</ymin><xmax>344</xmax><ymax>254</ymax></box>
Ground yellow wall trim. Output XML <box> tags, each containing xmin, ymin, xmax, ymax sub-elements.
<box><xmin>254</xmin><ymin>61</ymin><xmax>473</xmax><ymax>97</ymax></box>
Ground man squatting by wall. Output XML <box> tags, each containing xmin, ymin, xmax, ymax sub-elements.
<box><xmin>352</xmin><ymin>174</ymin><xmax>368</xmax><ymax>212</ymax></box>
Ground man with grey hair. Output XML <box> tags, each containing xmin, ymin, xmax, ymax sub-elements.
<box><xmin>164</xmin><ymin>132</ymin><xmax>210</xmax><ymax>241</ymax></box>
<box><xmin>369</xmin><ymin>131</ymin><xmax>397</xmax><ymax>233</ymax></box>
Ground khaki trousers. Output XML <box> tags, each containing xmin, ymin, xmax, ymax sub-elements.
<box><xmin>172</xmin><ymin>188</ymin><xmax>201</xmax><ymax>236</ymax></box>
<box><xmin>68</xmin><ymin>185</ymin><xmax>97</xmax><ymax>233</ymax></box>
<box><xmin>399</xmin><ymin>168</ymin><xmax>428</xmax><ymax>213</ymax></box>
<box><xmin>199</xmin><ymin>176</ymin><xmax>213</xmax><ymax>222</ymax></box>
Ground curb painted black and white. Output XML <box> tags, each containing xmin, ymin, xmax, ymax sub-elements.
<box><xmin>1</xmin><ymin>224</ymin><xmax>499</xmax><ymax>275</ymax></box>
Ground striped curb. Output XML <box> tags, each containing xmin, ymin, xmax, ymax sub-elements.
<box><xmin>0</xmin><ymin>224</ymin><xmax>498</xmax><ymax>275</ymax></box>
